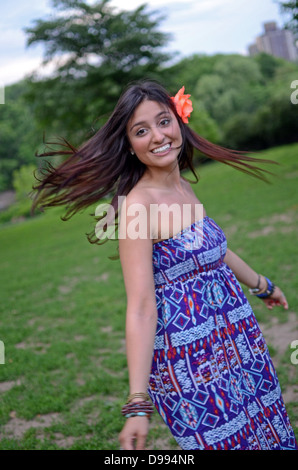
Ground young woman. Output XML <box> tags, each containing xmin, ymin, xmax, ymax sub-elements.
<box><xmin>32</xmin><ymin>81</ymin><xmax>297</xmax><ymax>451</ymax></box>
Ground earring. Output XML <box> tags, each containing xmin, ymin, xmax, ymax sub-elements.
<box><xmin>130</xmin><ymin>150</ymin><xmax>135</xmax><ymax>155</ymax></box>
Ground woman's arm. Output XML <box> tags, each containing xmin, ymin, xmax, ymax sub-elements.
<box><xmin>224</xmin><ymin>248</ymin><xmax>264</xmax><ymax>290</ymax></box>
<box><xmin>118</xmin><ymin>194</ymin><xmax>157</xmax><ymax>450</ymax></box>
<box><xmin>224</xmin><ymin>248</ymin><xmax>288</xmax><ymax>310</ymax></box>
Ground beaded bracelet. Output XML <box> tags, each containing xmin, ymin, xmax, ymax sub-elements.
<box><xmin>121</xmin><ymin>400</ymin><xmax>154</xmax><ymax>420</ymax></box>
<box><xmin>122</xmin><ymin>400</ymin><xmax>153</xmax><ymax>414</ymax></box>
<box><xmin>124</xmin><ymin>411</ymin><xmax>151</xmax><ymax>419</ymax></box>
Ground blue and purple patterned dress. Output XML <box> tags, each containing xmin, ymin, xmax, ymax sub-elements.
<box><xmin>149</xmin><ymin>216</ymin><xmax>297</xmax><ymax>450</ymax></box>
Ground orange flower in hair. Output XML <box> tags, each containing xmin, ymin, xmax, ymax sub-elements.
<box><xmin>171</xmin><ymin>86</ymin><xmax>193</xmax><ymax>123</ymax></box>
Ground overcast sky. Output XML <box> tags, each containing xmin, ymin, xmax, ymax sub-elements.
<box><xmin>0</xmin><ymin>0</ymin><xmax>284</xmax><ymax>87</ymax></box>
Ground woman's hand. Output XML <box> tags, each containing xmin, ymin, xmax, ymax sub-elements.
<box><xmin>262</xmin><ymin>285</ymin><xmax>289</xmax><ymax>310</ymax></box>
<box><xmin>119</xmin><ymin>416</ymin><xmax>149</xmax><ymax>450</ymax></box>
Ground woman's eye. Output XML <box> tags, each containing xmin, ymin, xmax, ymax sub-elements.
<box><xmin>160</xmin><ymin>118</ymin><xmax>171</xmax><ymax>126</ymax></box>
<box><xmin>136</xmin><ymin>128</ymin><xmax>147</xmax><ymax>136</ymax></box>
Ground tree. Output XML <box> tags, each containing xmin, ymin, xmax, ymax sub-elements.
<box><xmin>222</xmin><ymin>66</ymin><xmax>298</xmax><ymax>150</ymax></box>
<box><xmin>163</xmin><ymin>54</ymin><xmax>221</xmax><ymax>92</ymax></box>
<box><xmin>25</xmin><ymin>0</ymin><xmax>172</xmax><ymax>142</ymax></box>
<box><xmin>278</xmin><ymin>1</ymin><xmax>298</xmax><ymax>35</ymax></box>
<box><xmin>183</xmin><ymin>53</ymin><xmax>298</xmax><ymax>150</ymax></box>
<box><xmin>194</xmin><ymin>55</ymin><xmax>264</xmax><ymax>125</ymax></box>
<box><xmin>254</xmin><ymin>52</ymin><xmax>285</xmax><ymax>80</ymax></box>
<box><xmin>0</xmin><ymin>82</ymin><xmax>40</xmax><ymax>191</ymax></box>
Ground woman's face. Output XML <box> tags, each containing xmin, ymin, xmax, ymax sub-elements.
<box><xmin>126</xmin><ymin>100</ymin><xmax>183</xmax><ymax>170</ymax></box>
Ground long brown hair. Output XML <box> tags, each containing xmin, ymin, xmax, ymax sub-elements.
<box><xmin>31</xmin><ymin>80</ymin><xmax>276</xmax><ymax>244</ymax></box>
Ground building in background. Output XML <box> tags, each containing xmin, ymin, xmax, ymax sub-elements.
<box><xmin>248</xmin><ymin>21</ymin><xmax>298</xmax><ymax>62</ymax></box>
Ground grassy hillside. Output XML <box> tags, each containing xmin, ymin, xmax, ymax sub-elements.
<box><xmin>0</xmin><ymin>143</ymin><xmax>297</xmax><ymax>449</ymax></box>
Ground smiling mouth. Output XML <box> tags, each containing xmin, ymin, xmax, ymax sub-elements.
<box><xmin>151</xmin><ymin>143</ymin><xmax>171</xmax><ymax>154</ymax></box>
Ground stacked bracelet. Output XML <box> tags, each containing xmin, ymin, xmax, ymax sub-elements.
<box><xmin>249</xmin><ymin>275</ymin><xmax>275</xmax><ymax>299</ymax></box>
<box><xmin>256</xmin><ymin>277</ymin><xmax>275</xmax><ymax>298</ymax></box>
<box><xmin>121</xmin><ymin>400</ymin><xmax>154</xmax><ymax>419</ymax></box>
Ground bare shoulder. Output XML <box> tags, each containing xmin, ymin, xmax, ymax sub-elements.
<box><xmin>118</xmin><ymin>184</ymin><xmax>154</xmax><ymax>248</ymax></box>
<box><xmin>119</xmin><ymin>186</ymin><xmax>152</xmax><ymax>230</ymax></box>
<box><xmin>181</xmin><ymin>177</ymin><xmax>207</xmax><ymax>217</ymax></box>
<box><xmin>124</xmin><ymin>184</ymin><xmax>154</xmax><ymax>208</ymax></box>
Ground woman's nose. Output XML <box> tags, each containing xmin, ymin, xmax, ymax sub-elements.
<box><xmin>151</xmin><ymin>126</ymin><xmax>164</xmax><ymax>142</ymax></box>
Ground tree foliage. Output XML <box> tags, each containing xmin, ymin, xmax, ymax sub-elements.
<box><xmin>24</xmin><ymin>0</ymin><xmax>172</xmax><ymax>141</ymax></box>
<box><xmin>0</xmin><ymin>82</ymin><xmax>40</xmax><ymax>191</ymax></box>
<box><xmin>188</xmin><ymin>53</ymin><xmax>298</xmax><ymax>151</ymax></box>
<box><xmin>279</xmin><ymin>1</ymin><xmax>298</xmax><ymax>34</ymax></box>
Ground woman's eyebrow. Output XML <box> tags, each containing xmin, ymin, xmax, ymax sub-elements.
<box><xmin>129</xmin><ymin>111</ymin><xmax>170</xmax><ymax>132</ymax></box>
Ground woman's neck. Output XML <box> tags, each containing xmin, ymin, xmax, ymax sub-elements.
<box><xmin>142</xmin><ymin>162</ymin><xmax>184</xmax><ymax>192</ymax></box>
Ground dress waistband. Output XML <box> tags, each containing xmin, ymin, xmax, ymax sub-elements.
<box><xmin>154</xmin><ymin>258</ymin><xmax>224</xmax><ymax>287</ymax></box>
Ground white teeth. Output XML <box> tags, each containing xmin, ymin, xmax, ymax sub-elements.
<box><xmin>152</xmin><ymin>144</ymin><xmax>171</xmax><ymax>154</ymax></box>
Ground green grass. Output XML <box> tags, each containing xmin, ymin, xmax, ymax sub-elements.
<box><xmin>0</xmin><ymin>143</ymin><xmax>297</xmax><ymax>449</ymax></box>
